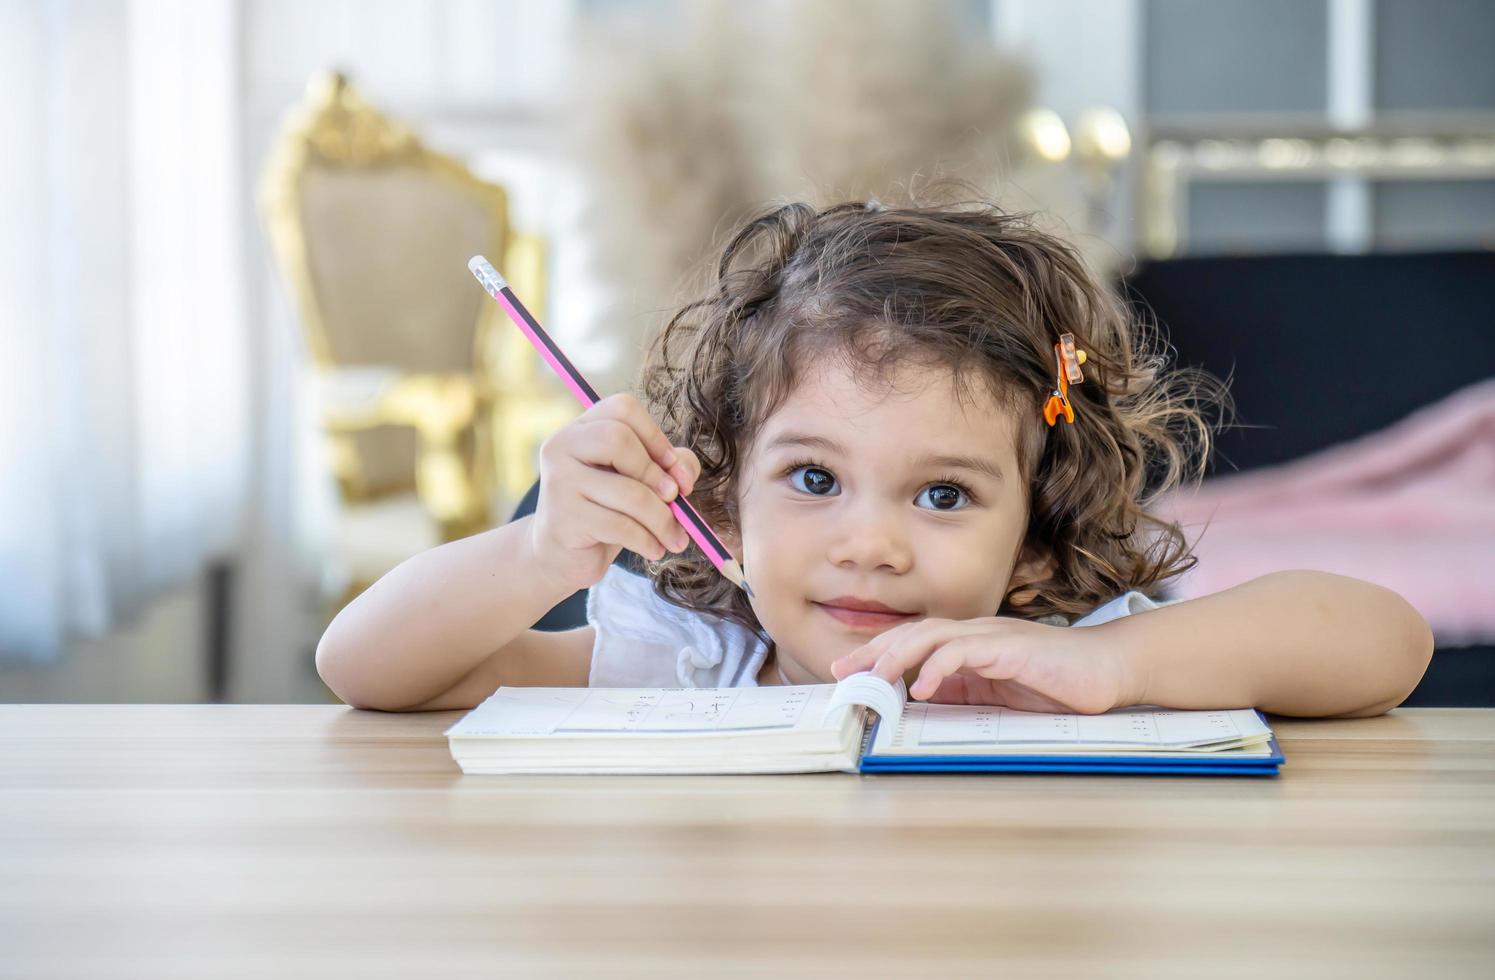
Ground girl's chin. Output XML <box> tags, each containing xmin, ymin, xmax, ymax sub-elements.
<box><xmin>768</xmin><ymin>647</ymin><xmax>845</xmax><ymax>687</ymax></box>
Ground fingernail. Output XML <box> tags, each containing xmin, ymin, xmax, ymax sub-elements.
<box><xmin>658</xmin><ymin>478</ymin><xmax>678</xmax><ymax>500</ymax></box>
<box><xmin>661</xmin><ymin>448</ymin><xmax>678</xmax><ymax>467</ymax></box>
<box><xmin>672</xmin><ymin>464</ymin><xmax>693</xmax><ymax>492</ymax></box>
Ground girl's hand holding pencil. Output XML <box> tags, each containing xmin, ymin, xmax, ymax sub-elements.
<box><xmin>467</xmin><ymin>255</ymin><xmax>755</xmax><ymax>595</ymax></box>
<box><xmin>527</xmin><ymin>394</ymin><xmax>702</xmax><ymax>594</ymax></box>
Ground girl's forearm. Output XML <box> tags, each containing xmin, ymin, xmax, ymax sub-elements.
<box><xmin>315</xmin><ymin>515</ymin><xmax>575</xmax><ymax>710</ymax></box>
<box><xmin>1105</xmin><ymin>570</ymin><xmax>1434</xmax><ymax>717</ymax></box>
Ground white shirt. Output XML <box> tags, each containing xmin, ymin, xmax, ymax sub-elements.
<box><xmin>585</xmin><ymin>564</ymin><xmax>1171</xmax><ymax>689</ymax></box>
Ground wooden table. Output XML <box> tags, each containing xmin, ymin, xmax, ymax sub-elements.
<box><xmin>2</xmin><ymin>706</ymin><xmax>1492</xmax><ymax>979</ymax></box>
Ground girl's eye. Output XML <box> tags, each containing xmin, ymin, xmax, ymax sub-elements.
<box><xmin>788</xmin><ymin>465</ymin><xmax>839</xmax><ymax>496</ymax></box>
<box><xmin>916</xmin><ymin>483</ymin><xmax>970</xmax><ymax>511</ymax></box>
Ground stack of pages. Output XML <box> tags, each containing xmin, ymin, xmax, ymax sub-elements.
<box><xmin>446</xmin><ymin>672</ymin><xmax>1282</xmax><ymax>776</ymax></box>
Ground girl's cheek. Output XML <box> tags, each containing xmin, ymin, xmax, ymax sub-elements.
<box><xmin>923</xmin><ymin>548</ymin><xmax>1004</xmax><ymax>616</ymax></box>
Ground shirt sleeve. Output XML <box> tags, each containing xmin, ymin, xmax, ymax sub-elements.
<box><xmin>1069</xmin><ymin>591</ymin><xmax>1178</xmax><ymax>628</ymax></box>
<box><xmin>584</xmin><ymin>565</ymin><xmax>769</xmax><ymax>688</ymax></box>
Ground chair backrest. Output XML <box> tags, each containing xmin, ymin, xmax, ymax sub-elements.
<box><xmin>298</xmin><ymin>167</ymin><xmax>495</xmax><ymax>373</ymax></box>
<box><xmin>262</xmin><ymin>72</ymin><xmax>508</xmax><ymax>373</ymax></box>
<box><xmin>260</xmin><ymin>72</ymin><xmax>511</xmax><ymax>496</ymax></box>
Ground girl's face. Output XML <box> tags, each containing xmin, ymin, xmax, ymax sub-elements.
<box><xmin>732</xmin><ymin>358</ymin><xmax>1049</xmax><ymax>686</ymax></box>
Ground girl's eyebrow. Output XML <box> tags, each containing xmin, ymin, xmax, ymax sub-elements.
<box><xmin>912</xmin><ymin>453</ymin><xmax>1004</xmax><ymax>482</ymax></box>
<box><xmin>764</xmin><ymin>432</ymin><xmax>1004</xmax><ymax>482</ymax></box>
<box><xmin>764</xmin><ymin>432</ymin><xmax>846</xmax><ymax>455</ymax></box>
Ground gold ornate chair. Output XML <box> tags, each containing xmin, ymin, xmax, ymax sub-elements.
<box><xmin>259</xmin><ymin>72</ymin><xmax>575</xmax><ymax>604</ymax></box>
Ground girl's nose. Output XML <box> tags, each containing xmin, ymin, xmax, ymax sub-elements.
<box><xmin>825</xmin><ymin>505</ymin><xmax>913</xmax><ymax>574</ymax></box>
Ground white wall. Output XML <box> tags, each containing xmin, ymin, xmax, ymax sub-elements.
<box><xmin>0</xmin><ymin>583</ymin><xmax>208</xmax><ymax>703</ymax></box>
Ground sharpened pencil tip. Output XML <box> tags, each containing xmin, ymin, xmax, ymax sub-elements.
<box><xmin>719</xmin><ymin>558</ymin><xmax>753</xmax><ymax>599</ymax></box>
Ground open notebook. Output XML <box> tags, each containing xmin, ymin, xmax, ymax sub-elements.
<box><xmin>445</xmin><ymin>672</ymin><xmax>1283</xmax><ymax>776</ymax></box>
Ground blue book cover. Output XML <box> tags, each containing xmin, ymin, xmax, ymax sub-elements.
<box><xmin>858</xmin><ymin>713</ymin><xmax>1283</xmax><ymax>776</ymax></box>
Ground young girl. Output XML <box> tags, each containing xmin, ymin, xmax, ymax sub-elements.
<box><xmin>316</xmin><ymin>200</ymin><xmax>1433</xmax><ymax>717</ymax></box>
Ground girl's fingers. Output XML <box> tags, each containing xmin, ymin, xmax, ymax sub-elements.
<box><xmin>910</xmin><ymin>639</ymin><xmax>1003</xmax><ymax>700</ymax></box>
<box><xmin>833</xmin><ymin>645</ymin><xmax>885</xmax><ymax>679</ymax></box>
<box><xmin>670</xmin><ymin>446</ymin><xmax>701</xmax><ymax>495</ymax></box>
<box><xmin>830</xmin><ymin>619</ymin><xmax>923</xmax><ymax>678</ymax></box>
<box><xmin>927</xmin><ymin>673</ymin><xmax>984</xmax><ymax>705</ymax></box>
<box><xmin>588</xmin><ymin>506</ymin><xmax>672</xmax><ymax>562</ymax></box>
<box><xmin>833</xmin><ymin>619</ymin><xmax>962</xmax><ymax>681</ymax></box>
<box><xmin>870</xmin><ymin>646</ymin><xmax>926</xmax><ymax>685</ymax></box>
<box><xmin>867</xmin><ymin>621</ymin><xmax>975</xmax><ymax>685</ymax></box>
<box><xmin>588</xmin><ymin>393</ymin><xmax>680</xmax><ymax>472</ymax></box>
<box><xmin>572</xmin><ymin>419</ymin><xmax>680</xmax><ymax>502</ymax></box>
<box><xmin>574</xmin><ymin>467</ymin><xmax>690</xmax><ymax>554</ymax></box>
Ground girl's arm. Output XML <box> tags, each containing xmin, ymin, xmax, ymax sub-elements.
<box><xmin>316</xmin><ymin>393</ymin><xmax>701</xmax><ymax>712</ymax></box>
<box><xmin>1107</xmin><ymin>570</ymin><xmax>1435</xmax><ymax>717</ymax></box>
<box><xmin>315</xmin><ymin>515</ymin><xmax>596</xmax><ymax>711</ymax></box>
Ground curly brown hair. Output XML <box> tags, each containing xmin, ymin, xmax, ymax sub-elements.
<box><xmin>636</xmin><ymin>197</ymin><xmax>1228</xmax><ymax>637</ymax></box>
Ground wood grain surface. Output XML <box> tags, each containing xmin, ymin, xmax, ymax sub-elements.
<box><xmin>2</xmin><ymin>705</ymin><xmax>1492</xmax><ymax>979</ymax></box>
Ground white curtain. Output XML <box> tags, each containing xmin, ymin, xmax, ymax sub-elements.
<box><xmin>0</xmin><ymin>0</ymin><xmax>249</xmax><ymax>662</ymax></box>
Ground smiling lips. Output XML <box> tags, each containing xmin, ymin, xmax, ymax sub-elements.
<box><xmin>814</xmin><ymin>596</ymin><xmax>918</xmax><ymax>630</ymax></box>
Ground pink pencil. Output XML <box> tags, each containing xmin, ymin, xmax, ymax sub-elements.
<box><xmin>468</xmin><ymin>255</ymin><xmax>753</xmax><ymax>598</ymax></box>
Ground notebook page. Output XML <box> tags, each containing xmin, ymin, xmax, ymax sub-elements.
<box><xmin>446</xmin><ymin>685</ymin><xmax>845</xmax><ymax>738</ymax></box>
<box><xmin>871</xmin><ymin>704</ymin><xmax>1270</xmax><ymax>755</ymax></box>
<box><xmin>821</xmin><ymin>673</ymin><xmax>907</xmax><ymax>728</ymax></box>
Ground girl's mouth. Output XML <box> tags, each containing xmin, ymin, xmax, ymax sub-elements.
<box><xmin>813</xmin><ymin>598</ymin><xmax>918</xmax><ymax>630</ymax></box>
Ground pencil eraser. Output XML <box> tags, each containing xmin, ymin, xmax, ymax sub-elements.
<box><xmin>468</xmin><ymin>255</ymin><xmax>507</xmax><ymax>293</ymax></box>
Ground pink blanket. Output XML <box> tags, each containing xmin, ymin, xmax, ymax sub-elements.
<box><xmin>1154</xmin><ymin>378</ymin><xmax>1495</xmax><ymax>645</ymax></box>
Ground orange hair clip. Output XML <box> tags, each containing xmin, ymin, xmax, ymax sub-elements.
<box><xmin>1042</xmin><ymin>333</ymin><xmax>1087</xmax><ymax>426</ymax></box>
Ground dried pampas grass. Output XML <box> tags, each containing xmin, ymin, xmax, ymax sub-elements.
<box><xmin>563</xmin><ymin>0</ymin><xmax>1033</xmax><ymax>387</ymax></box>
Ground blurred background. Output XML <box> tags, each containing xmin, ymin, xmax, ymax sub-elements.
<box><xmin>1</xmin><ymin>0</ymin><xmax>1491</xmax><ymax>705</ymax></box>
